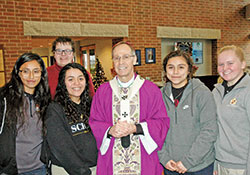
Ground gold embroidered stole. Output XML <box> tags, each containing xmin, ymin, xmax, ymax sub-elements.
<box><xmin>110</xmin><ymin>75</ymin><xmax>145</xmax><ymax>175</ymax></box>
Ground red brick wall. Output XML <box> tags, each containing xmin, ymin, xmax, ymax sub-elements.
<box><xmin>1</xmin><ymin>0</ymin><xmax>249</xmax><ymax>82</ymax></box>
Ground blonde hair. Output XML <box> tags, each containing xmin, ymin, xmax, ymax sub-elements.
<box><xmin>218</xmin><ymin>45</ymin><xmax>245</xmax><ymax>62</ymax></box>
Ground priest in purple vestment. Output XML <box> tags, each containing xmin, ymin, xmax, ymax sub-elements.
<box><xmin>89</xmin><ymin>41</ymin><xmax>170</xmax><ymax>175</ymax></box>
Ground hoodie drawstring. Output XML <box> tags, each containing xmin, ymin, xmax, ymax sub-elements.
<box><xmin>0</xmin><ymin>98</ymin><xmax>7</xmax><ymax>134</ymax></box>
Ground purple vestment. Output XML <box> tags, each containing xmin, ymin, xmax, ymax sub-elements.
<box><xmin>89</xmin><ymin>78</ymin><xmax>170</xmax><ymax>175</ymax></box>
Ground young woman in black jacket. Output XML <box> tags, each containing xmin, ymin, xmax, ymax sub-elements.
<box><xmin>0</xmin><ymin>53</ymin><xmax>51</xmax><ymax>175</ymax></box>
<box><xmin>45</xmin><ymin>63</ymin><xmax>97</xmax><ymax>175</ymax></box>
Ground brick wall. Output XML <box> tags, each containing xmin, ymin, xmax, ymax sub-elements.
<box><xmin>1</xmin><ymin>0</ymin><xmax>250</xmax><ymax>82</ymax></box>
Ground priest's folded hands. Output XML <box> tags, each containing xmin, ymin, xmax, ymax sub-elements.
<box><xmin>109</xmin><ymin>120</ymin><xmax>136</xmax><ymax>138</ymax></box>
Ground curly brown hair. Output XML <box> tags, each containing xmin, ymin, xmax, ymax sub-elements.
<box><xmin>54</xmin><ymin>63</ymin><xmax>92</xmax><ymax>123</ymax></box>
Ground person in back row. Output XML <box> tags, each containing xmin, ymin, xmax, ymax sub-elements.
<box><xmin>47</xmin><ymin>36</ymin><xmax>95</xmax><ymax>99</ymax></box>
<box><xmin>212</xmin><ymin>45</ymin><xmax>250</xmax><ymax>175</ymax></box>
<box><xmin>158</xmin><ymin>50</ymin><xmax>218</xmax><ymax>175</ymax></box>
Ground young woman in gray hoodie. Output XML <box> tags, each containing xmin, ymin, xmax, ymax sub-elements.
<box><xmin>158</xmin><ymin>50</ymin><xmax>218</xmax><ymax>175</ymax></box>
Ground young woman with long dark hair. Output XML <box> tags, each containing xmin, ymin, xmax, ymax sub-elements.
<box><xmin>45</xmin><ymin>63</ymin><xmax>97</xmax><ymax>175</ymax></box>
<box><xmin>0</xmin><ymin>53</ymin><xmax>51</xmax><ymax>175</ymax></box>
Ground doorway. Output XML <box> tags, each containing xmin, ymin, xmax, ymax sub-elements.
<box><xmin>80</xmin><ymin>44</ymin><xmax>96</xmax><ymax>74</ymax></box>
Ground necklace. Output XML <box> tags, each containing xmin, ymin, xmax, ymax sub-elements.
<box><xmin>172</xmin><ymin>86</ymin><xmax>185</xmax><ymax>99</ymax></box>
<box><xmin>173</xmin><ymin>91</ymin><xmax>184</xmax><ymax>107</ymax></box>
<box><xmin>174</xmin><ymin>90</ymin><xmax>184</xmax><ymax>99</ymax></box>
<box><xmin>172</xmin><ymin>85</ymin><xmax>187</xmax><ymax>107</ymax></box>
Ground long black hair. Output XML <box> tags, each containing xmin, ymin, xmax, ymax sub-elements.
<box><xmin>0</xmin><ymin>53</ymin><xmax>51</xmax><ymax>128</ymax></box>
<box><xmin>54</xmin><ymin>63</ymin><xmax>92</xmax><ymax>122</ymax></box>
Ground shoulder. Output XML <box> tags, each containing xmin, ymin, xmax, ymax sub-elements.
<box><xmin>142</xmin><ymin>80</ymin><xmax>161</xmax><ymax>91</ymax></box>
<box><xmin>189</xmin><ymin>79</ymin><xmax>214</xmax><ymax>102</ymax></box>
<box><xmin>47</xmin><ymin>102</ymin><xmax>64</xmax><ymax>114</ymax></box>
<box><xmin>46</xmin><ymin>65</ymin><xmax>57</xmax><ymax>75</ymax></box>
<box><xmin>95</xmin><ymin>81</ymin><xmax>112</xmax><ymax>95</ymax></box>
<box><xmin>45</xmin><ymin>102</ymin><xmax>67</xmax><ymax>122</ymax></box>
<box><xmin>242</xmin><ymin>74</ymin><xmax>250</xmax><ymax>87</ymax></box>
<box><xmin>191</xmin><ymin>78</ymin><xmax>211</xmax><ymax>93</ymax></box>
<box><xmin>46</xmin><ymin>65</ymin><xmax>53</xmax><ymax>71</ymax></box>
<box><xmin>140</xmin><ymin>80</ymin><xmax>162</xmax><ymax>99</ymax></box>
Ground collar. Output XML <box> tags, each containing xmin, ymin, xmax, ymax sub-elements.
<box><xmin>24</xmin><ymin>92</ymin><xmax>34</xmax><ymax>99</ymax></box>
<box><xmin>55</xmin><ymin>62</ymin><xmax>63</xmax><ymax>71</ymax></box>
<box><xmin>117</xmin><ymin>74</ymin><xmax>135</xmax><ymax>88</ymax></box>
<box><xmin>222</xmin><ymin>73</ymin><xmax>246</xmax><ymax>95</ymax></box>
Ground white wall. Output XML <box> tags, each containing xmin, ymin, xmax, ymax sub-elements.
<box><xmin>32</xmin><ymin>47</ymin><xmax>50</xmax><ymax>57</ymax></box>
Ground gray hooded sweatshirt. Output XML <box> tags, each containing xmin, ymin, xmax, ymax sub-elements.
<box><xmin>213</xmin><ymin>74</ymin><xmax>250</xmax><ymax>173</ymax></box>
<box><xmin>158</xmin><ymin>78</ymin><xmax>218</xmax><ymax>172</ymax></box>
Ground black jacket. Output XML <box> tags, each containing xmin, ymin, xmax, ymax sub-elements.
<box><xmin>0</xmin><ymin>97</ymin><xmax>18</xmax><ymax>175</ymax></box>
<box><xmin>43</xmin><ymin>102</ymin><xmax>97</xmax><ymax>175</ymax></box>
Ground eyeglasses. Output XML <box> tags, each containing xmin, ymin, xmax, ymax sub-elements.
<box><xmin>19</xmin><ymin>68</ymin><xmax>42</xmax><ymax>78</ymax></box>
<box><xmin>55</xmin><ymin>49</ymin><xmax>73</xmax><ymax>55</ymax></box>
<box><xmin>113</xmin><ymin>54</ymin><xmax>135</xmax><ymax>62</ymax></box>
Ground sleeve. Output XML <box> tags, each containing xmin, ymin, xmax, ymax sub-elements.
<box><xmin>158</xmin><ymin>89</ymin><xmax>172</xmax><ymax>166</ymax></box>
<box><xmin>45</xmin><ymin>103</ymin><xmax>91</xmax><ymax>175</ymax></box>
<box><xmin>245</xmin><ymin>90</ymin><xmax>250</xmax><ymax>175</ymax></box>
<box><xmin>158</xmin><ymin>136</ymin><xmax>172</xmax><ymax>167</ymax></box>
<box><xmin>89</xmin><ymin>84</ymin><xmax>113</xmax><ymax>153</ymax></box>
<box><xmin>140</xmin><ymin>84</ymin><xmax>170</xmax><ymax>154</ymax></box>
<box><xmin>99</xmin><ymin>127</ymin><xmax>112</xmax><ymax>155</ymax></box>
<box><xmin>86</xmin><ymin>71</ymin><xmax>95</xmax><ymax>97</ymax></box>
<box><xmin>181</xmin><ymin>89</ymin><xmax>218</xmax><ymax>170</ymax></box>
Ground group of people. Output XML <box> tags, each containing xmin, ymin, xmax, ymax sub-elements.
<box><xmin>0</xmin><ymin>36</ymin><xmax>249</xmax><ymax>175</ymax></box>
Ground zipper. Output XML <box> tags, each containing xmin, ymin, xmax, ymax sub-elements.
<box><xmin>175</xmin><ymin>108</ymin><xmax>177</xmax><ymax>124</ymax></box>
<box><xmin>165</xmin><ymin>91</ymin><xmax>178</xmax><ymax>124</ymax></box>
<box><xmin>28</xmin><ymin>96</ymin><xmax>33</xmax><ymax>118</ymax></box>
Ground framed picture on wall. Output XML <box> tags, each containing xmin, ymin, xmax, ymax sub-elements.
<box><xmin>135</xmin><ymin>50</ymin><xmax>141</xmax><ymax>66</ymax></box>
<box><xmin>192</xmin><ymin>42</ymin><xmax>203</xmax><ymax>64</ymax></box>
<box><xmin>145</xmin><ymin>48</ymin><xmax>156</xmax><ymax>64</ymax></box>
<box><xmin>174</xmin><ymin>41</ymin><xmax>203</xmax><ymax>64</ymax></box>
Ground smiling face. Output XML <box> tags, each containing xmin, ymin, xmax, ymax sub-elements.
<box><xmin>19</xmin><ymin>60</ymin><xmax>42</xmax><ymax>94</ymax></box>
<box><xmin>218</xmin><ymin>50</ymin><xmax>246</xmax><ymax>86</ymax></box>
<box><xmin>113</xmin><ymin>44</ymin><xmax>136</xmax><ymax>83</ymax></box>
<box><xmin>54</xmin><ymin>42</ymin><xmax>74</xmax><ymax>67</ymax></box>
<box><xmin>166</xmin><ymin>56</ymin><xmax>189</xmax><ymax>88</ymax></box>
<box><xmin>65</xmin><ymin>68</ymin><xmax>86</xmax><ymax>104</ymax></box>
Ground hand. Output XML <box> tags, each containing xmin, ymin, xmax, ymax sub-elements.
<box><xmin>165</xmin><ymin>160</ymin><xmax>177</xmax><ymax>171</ymax></box>
<box><xmin>121</xmin><ymin>121</ymin><xmax>136</xmax><ymax>135</ymax></box>
<box><xmin>213</xmin><ymin>170</ymin><xmax>218</xmax><ymax>175</ymax></box>
<box><xmin>109</xmin><ymin>121</ymin><xmax>136</xmax><ymax>138</ymax></box>
<box><xmin>176</xmin><ymin>161</ymin><xmax>187</xmax><ymax>174</ymax></box>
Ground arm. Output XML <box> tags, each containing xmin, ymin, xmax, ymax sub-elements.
<box><xmin>180</xmin><ymin>89</ymin><xmax>218</xmax><ymax>170</ymax></box>
<box><xmin>245</xmin><ymin>90</ymin><xmax>250</xmax><ymax>175</ymax></box>
<box><xmin>158</xmin><ymin>89</ymin><xmax>173</xmax><ymax>167</ymax></box>
<box><xmin>158</xmin><ymin>137</ymin><xmax>173</xmax><ymax>169</ymax></box>
<box><xmin>89</xmin><ymin>84</ymin><xmax>113</xmax><ymax>154</ymax></box>
<box><xmin>139</xmin><ymin>83</ymin><xmax>170</xmax><ymax>154</ymax></box>
<box><xmin>45</xmin><ymin>103</ymin><xmax>91</xmax><ymax>175</ymax></box>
